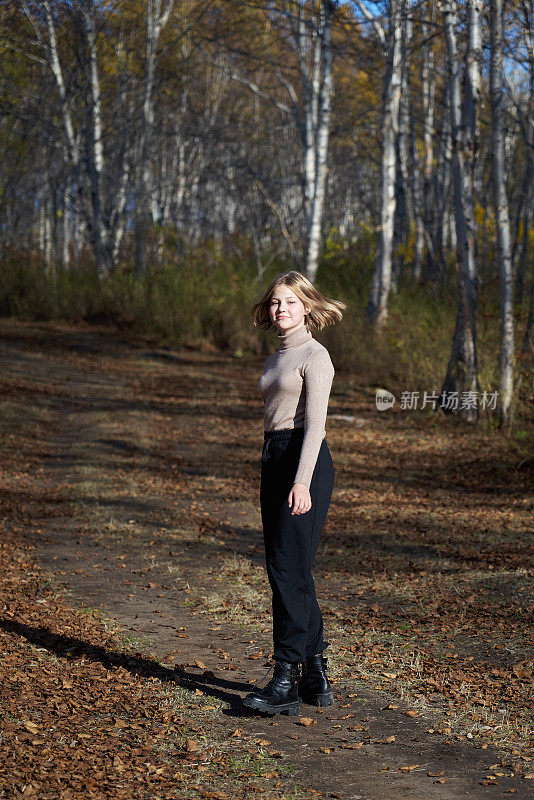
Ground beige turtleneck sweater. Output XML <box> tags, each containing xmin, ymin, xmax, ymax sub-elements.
<box><xmin>258</xmin><ymin>323</ymin><xmax>335</xmax><ymax>487</ymax></box>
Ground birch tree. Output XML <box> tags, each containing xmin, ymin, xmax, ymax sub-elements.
<box><xmin>356</xmin><ymin>0</ymin><xmax>407</xmax><ymax>326</ymax></box>
<box><xmin>420</xmin><ymin>0</ymin><xmax>437</xmax><ymax>280</ymax></box>
<box><xmin>439</xmin><ymin>0</ymin><xmax>482</xmax><ymax>422</ymax></box>
<box><xmin>78</xmin><ymin>0</ymin><xmax>132</xmax><ymax>276</ymax></box>
<box><xmin>295</xmin><ymin>0</ymin><xmax>335</xmax><ymax>280</ymax></box>
<box><xmin>392</xmin><ymin>8</ymin><xmax>413</xmax><ymax>289</ymax></box>
<box><xmin>513</xmin><ymin>0</ymin><xmax>534</xmax><ymax>316</ymax></box>
<box><xmin>21</xmin><ymin>0</ymin><xmax>82</xmax><ymax>269</ymax></box>
<box><xmin>134</xmin><ymin>0</ymin><xmax>174</xmax><ymax>276</ymax></box>
<box><xmin>434</xmin><ymin>78</ymin><xmax>453</xmax><ymax>278</ymax></box>
<box><xmin>490</xmin><ymin>0</ymin><xmax>514</xmax><ymax>423</ymax></box>
<box><xmin>200</xmin><ymin>0</ymin><xmax>337</xmax><ymax>279</ymax></box>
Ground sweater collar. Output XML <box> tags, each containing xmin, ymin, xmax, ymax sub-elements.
<box><xmin>277</xmin><ymin>324</ymin><xmax>312</xmax><ymax>350</ymax></box>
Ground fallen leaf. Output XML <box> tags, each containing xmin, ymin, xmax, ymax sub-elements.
<box><xmin>512</xmin><ymin>662</ymin><xmax>532</xmax><ymax>680</ymax></box>
<box><xmin>299</xmin><ymin>717</ymin><xmax>316</xmax><ymax>727</ymax></box>
<box><xmin>340</xmin><ymin>742</ymin><xmax>363</xmax><ymax>749</ymax></box>
<box><xmin>113</xmin><ymin>755</ymin><xmax>125</xmax><ymax>773</ymax></box>
<box><xmin>320</xmin><ymin>747</ymin><xmax>335</xmax><ymax>753</ymax></box>
<box><xmin>428</xmin><ymin>771</ymin><xmax>445</xmax><ymax>777</ymax></box>
<box><xmin>404</xmin><ymin>710</ymin><xmax>419</xmax><ymax>718</ymax></box>
<box><xmin>185</xmin><ymin>739</ymin><xmax>199</xmax><ymax>752</ymax></box>
<box><xmin>23</xmin><ymin>721</ymin><xmax>40</xmax><ymax>735</ymax></box>
<box><xmin>399</xmin><ymin>764</ymin><xmax>420</xmax><ymax>773</ymax></box>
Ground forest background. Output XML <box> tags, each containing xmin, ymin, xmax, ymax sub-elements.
<box><xmin>1</xmin><ymin>4</ymin><xmax>533</xmax><ymax>795</ymax></box>
<box><xmin>1</xmin><ymin>0</ymin><xmax>533</xmax><ymax>438</ymax></box>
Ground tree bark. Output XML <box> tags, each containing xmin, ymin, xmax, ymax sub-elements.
<box><xmin>392</xmin><ymin>7</ymin><xmax>412</xmax><ymax>291</ymax></box>
<box><xmin>514</xmin><ymin>0</ymin><xmax>534</xmax><ymax>304</ymax></box>
<box><xmin>366</xmin><ymin>0</ymin><xmax>405</xmax><ymax>325</ymax></box>
<box><xmin>305</xmin><ymin>0</ymin><xmax>334</xmax><ymax>281</ymax></box>
<box><xmin>80</xmin><ymin>0</ymin><xmax>111</xmax><ymax>276</ymax></box>
<box><xmin>421</xmin><ymin>0</ymin><xmax>436</xmax><ymax>281</ymax></box>
<box><xmin>77</xmin><ymin>0</ymin><xmax>132</xmax><ymax>276</ymax></box>
<box><xmin>135</xmin><ymin>0</ymin><xmax>174</xmax><ymax>277</ymax></box>
<box><xmin>490</xmin><ymin>0</ymin><xmax>514</xmax><ymax>423</ymax></box>
<box><xmin>440</xmin><ymin>0</ymin><xmax>482</xmax><ymax>422</ymax></box>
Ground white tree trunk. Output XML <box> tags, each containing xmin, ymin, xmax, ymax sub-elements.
<box><xmin>135</xmin><ymin>0</ymin><xmax>174</xmax><ymax>276</ymax></box>
<box><xmin>420</xmin><ymin>1</ymin><xmax>436</xmax><ymax>280</ymax></box>
<box><xmin>490</xmin><ymin>0</ymin><xmax>514</xmax><ymax>423</ymax></box>
<box><xmin>288</xmin><ymin>1</ymin><xmax>336</xmax><ymax>280</ymax></box>
<box><xmin>440</xmin><ymin>0</ymin><xmax>481</xmax><ymax>421</ymax></box>
<box><xmin>77</xmin><ymin>0</ymin><xmax>132</xmax><ymax>275</ymax></box>
<box><xmin>80</xmin><ymin>0</ymin><xmax>110</xmax><ymax>275</ymax></box>
<box><xmin>305</xmin><ymin>0</ymin><xmax>334</xmax><ymax>281</ymax></box>
<box><xmin>366</xmin><ymin>0</ymin><xmax>405</xmax><ymax>325</ymax></box>
<box><xmin>39</xmin><ymin>0</ymin><xmax>77</xmax><ymax>162</ymax></box>
<box><xmin>394</xmin><ymin>8</ymin><xmax>412</xmax><ymax>280</ymax></box>
<box><xmin>432</xmin><ymin>78</ymin><xmax>452</xmax><ymax>277</ymax></box>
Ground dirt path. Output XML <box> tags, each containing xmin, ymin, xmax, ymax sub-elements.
<box><xmin>1</xmin><ymin>319</ymin><xmax>532</xmax><ymax>800</ymax></box>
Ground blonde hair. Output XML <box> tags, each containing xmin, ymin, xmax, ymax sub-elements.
<box><xmin>251</xmin><ymin>270</ymin><xmax>346</xmax><ymax>332</ymax></box>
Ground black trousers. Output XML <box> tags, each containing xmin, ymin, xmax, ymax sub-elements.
<box><xmin>260</xmin><ymin>427</ymin><xmax>335</xmax><ymax>664</ymax></box>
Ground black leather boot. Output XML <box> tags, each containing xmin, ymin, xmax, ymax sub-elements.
<box><xmin>242</xmin><ymin>660</ymin><xmax>301</xmax><ymax>715</ymax></box>
<box><xmin>299</xmin><ymin>653</ymin><xmax>334</xmax><ymax>706</ymax></box>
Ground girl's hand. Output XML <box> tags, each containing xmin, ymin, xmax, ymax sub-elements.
<box><xmin>288</xmin><ymin>483</ymin><xmax>311</xmax><ymax>515</ymax></box>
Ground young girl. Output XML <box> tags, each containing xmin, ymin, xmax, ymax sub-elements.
<box><xmin>244</xmin><ymin>271</ymin><xmax>346</xmax><ymax>716</ymax></box>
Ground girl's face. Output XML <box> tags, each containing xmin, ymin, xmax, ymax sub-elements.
<box><xmin>269</xmin><ymin>285</ymin><xmax>310</xmax><ymax>334</ymax></box>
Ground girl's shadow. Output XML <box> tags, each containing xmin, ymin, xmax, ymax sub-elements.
<box><xmin>0</xmin><ymin>616</ymin><xmax>259</xmax><ymax>717</ymax></box>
